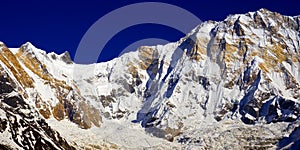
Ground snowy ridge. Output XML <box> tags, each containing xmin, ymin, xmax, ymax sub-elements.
<box><xmin>0</xmin><ymin>8</ymin><xmax>300</xmax><ymax>149</ymax></box>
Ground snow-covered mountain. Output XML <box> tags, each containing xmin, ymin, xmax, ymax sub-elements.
<box><xmin>1</xmin><ymin>8</ymin><xmax>300</xmax><ymax>149</ymax></box>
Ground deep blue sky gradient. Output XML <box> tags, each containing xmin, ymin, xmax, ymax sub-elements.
<box><xmin>1</xmin><ymin>0</ymin><xmax>300</xmax><ymax>62</ymax></box>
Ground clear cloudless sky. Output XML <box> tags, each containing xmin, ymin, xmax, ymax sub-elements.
<box><xmin>0</xmin><ymin>0</ymin><xmax>300</xmax><ymax>62</ymax></box>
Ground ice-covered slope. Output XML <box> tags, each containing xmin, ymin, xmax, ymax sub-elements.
<box><xmin>0</xmin><ymin>8</ymin><xmax>300</xmax><ymax>149</ymax></box>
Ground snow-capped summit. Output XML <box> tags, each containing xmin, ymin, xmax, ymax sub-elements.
<box><xmin>0</xmin><ymin>9</ymin><xmax>300</xmax><ymax>149</ymax></box>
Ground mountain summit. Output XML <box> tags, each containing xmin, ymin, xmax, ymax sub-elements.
<box><xmin>0</xmin><ymin>9</ymin><xmax>300</xmax><ymax>149</ymax></box>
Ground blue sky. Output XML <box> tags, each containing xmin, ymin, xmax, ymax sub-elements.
<box><xmin>1</xmin><ymin>0</ymin><xmax>300</xmax><ymax>63</ymax></box>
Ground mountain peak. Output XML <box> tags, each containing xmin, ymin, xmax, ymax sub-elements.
<box><xmin>21</xmin><ymin>41</ymin><xmax>35</xmax><ymax>50</ymax></box>
<box><xmin>0</xmin><ymin>41</ymin><xmax>6</xmax><ymax>48</ymax></box>
<box><xmin>59</xmin><ymin>51</ymin><xmax>73</xmax><ymax>64</ymax></box>
<box><xmin>257</xmin><ymin>8</ymin><xmax>272</xmax><ymax>14</ymax></box>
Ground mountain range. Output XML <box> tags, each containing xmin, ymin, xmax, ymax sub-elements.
<box><xmin>0</xmin><ymin>8</ymin><xmax>300</xmax><ymax>149</ymax></box>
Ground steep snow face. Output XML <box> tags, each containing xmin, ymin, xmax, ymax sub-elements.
<box><xmin>69</xmin><ymin>9</ymin><xmax>300</xmax><ymax>147</ymax></box>
<box><xmin>0</xmin><ymin>8</ymin><xmax>300</xmax><ymax>149</ymax></box>
<box><xmin>87</xmin><ymin>8</ymin><xmax>300</xmax><ymax>132</ymax></box>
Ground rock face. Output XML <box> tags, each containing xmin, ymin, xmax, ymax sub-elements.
<box><xmin>0</xmin><ymin>66</ymin><xmax>75</xmax><ymax>149</ymax></box>
<box><xmin>12</xmin><ymin>42</ymin><xmax>101</xmax><ymax>129</ymax></box>
<box><xmin>0</xmin><ymin>9</ymin><xmax>300</xmax><ymax>149</ymax></box>
<box><xmin>0</xmin><ymin>42</ymin><xmax>103</xmax><ymax>148</ymax></box>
